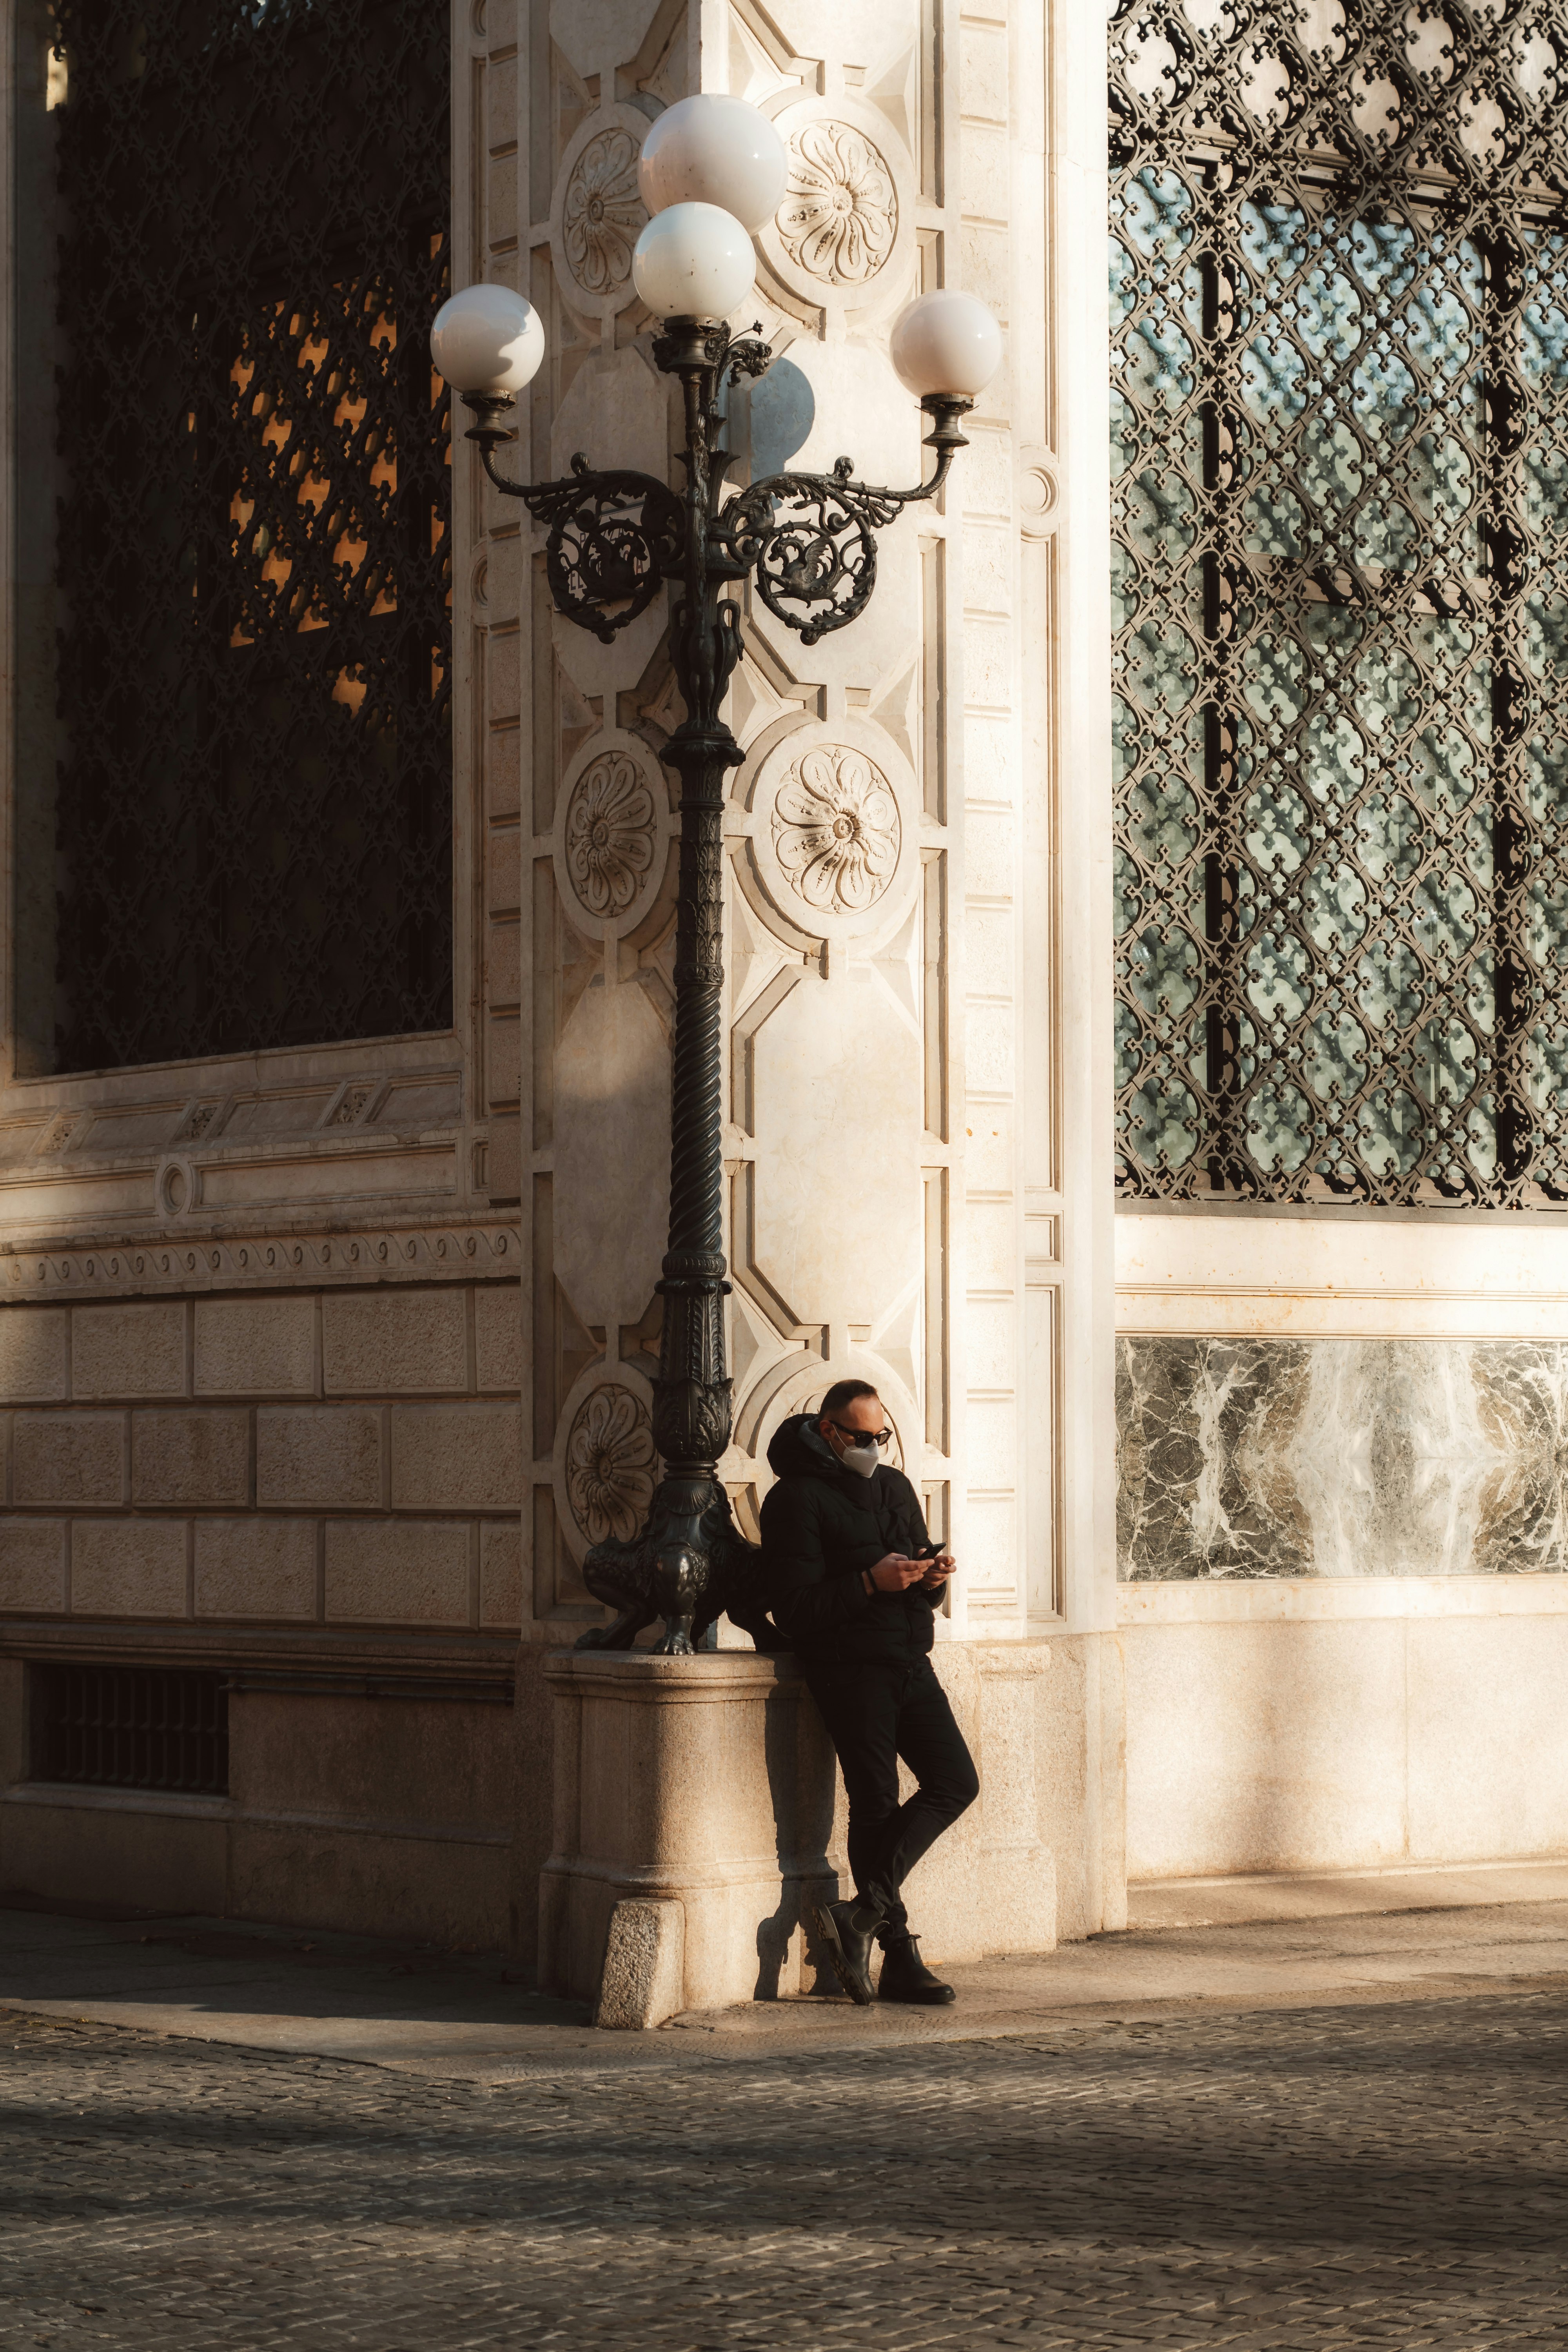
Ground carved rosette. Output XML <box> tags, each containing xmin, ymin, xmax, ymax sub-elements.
<box><xmin>562</xmin><ymin>127</ymin><xmax>644</xmax><ymax>297</ymax></box>
<box><xmin>777</xmin><ymin>120</ymin><xmax>898</xmax><ymax>287</ymax></box>
<box><xmin>552</xmin><ymin>730</ymin><xmax>671</xmax><ymax>941</ymax></box>
<box><xmin>744</xmin><ymin>719</ymin><xmax>916</xmax><ymax>949</ymax></box>
<box><xmin>564</xmin><ymin>1383</ymin><xmax>656</xmax><ymax>1546</ymax></box>
<box><xmin>759</xmin><ymin>99</ymin><xmax>914</xmax><ymax>317</ymax></box>
<box><xmin>564</xmin><ymin>748</ymin><xmax>657</xmax><ymax>918</ymax></box>
<box><xmin>771</xmin><ymin>744</ymin><xmax>902</xmax><ymax>915</ymax></box>
<box><xmin>548</xmin><ymin>105</ymin><xmax>652</xmax><ymax>321</ymax></box>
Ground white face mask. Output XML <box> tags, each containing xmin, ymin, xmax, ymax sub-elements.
<box><xmin>834</xmin><ymin>1434</ymin><xmax>882</xmax><ymax>1479</ymax></box>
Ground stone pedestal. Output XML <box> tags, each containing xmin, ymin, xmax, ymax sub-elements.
<box><xmin>540</xmin><ymin>1642</ymin><xmax>1058</xmax><ymax>2026</ymax></box>
<box><xmin>540</xmin><ymin>1651</ymin><xmax>838</xmax><ymax>2021</ymax></box>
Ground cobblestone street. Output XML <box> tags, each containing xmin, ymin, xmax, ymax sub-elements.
<box><xmin>2</xmin><ymin>1988</ymin><xmax>1565</xmax><ymax>2350</ymax></box>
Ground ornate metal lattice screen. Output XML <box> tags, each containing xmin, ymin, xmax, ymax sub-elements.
<box><xmin>35</xmin><ymin>0</ymin><xmax>450</xmax><ymax>1073</ymax></box>
<box><xmin>1111</xmin><ymin>2</ymin><xmax>1568</xmax><ymax>1205</ymax></box>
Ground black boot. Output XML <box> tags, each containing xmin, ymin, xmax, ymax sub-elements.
<box><xmin>877</xmin><ymin>1933</ymin><xmax>955</xmax><ymax>2005</ymax></box>
<box><xmin>809</xmin><ymin>1895</ymin><xmax>883</xmax><ymax>2006</ymax></box>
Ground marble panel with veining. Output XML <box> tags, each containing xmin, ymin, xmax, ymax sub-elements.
<box><xmin>1117</xmin><ymin>1336</ymin><xmax>1568</xmax><ymax>1579</ymax></box>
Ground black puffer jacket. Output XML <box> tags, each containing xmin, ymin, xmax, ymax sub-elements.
<box><xmin>760</xmin><ymin>1412</ymin><xmax>937</xmax><ymax>1663</ymax></box>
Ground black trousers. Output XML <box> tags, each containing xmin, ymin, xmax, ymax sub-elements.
<box><xmin>802</xmin><ymin>1653</ymin><xmax>979</xmax><ymax>1944</ymax></box>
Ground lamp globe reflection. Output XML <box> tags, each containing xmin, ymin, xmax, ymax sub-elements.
<box><xmin>889</xmin><ymin>290</ymin><xmax>1004</xmax><ymax>399</ymax></box>
<box><xmin>428</xmin><ymin>283</ymin><xmax>545</xmax><ymax>396</ymax></box>
<box><xmin>630</xmin><ymin>201</ymin><xmax>757</xmax><ymax>323</ymax></box>
<box><xmin>427</xmin><ymin>96</ymin><xmax>1000</xmax><ymax>1659</ymax></box>
<box><xmin>638</xmin><ymin>91</ymin><xmax>788</xmax><ymax>229</ymax></box>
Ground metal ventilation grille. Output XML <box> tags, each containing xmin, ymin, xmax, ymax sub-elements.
<box><xmin>1111</xmin><ymin>2</ymin><xmax>1568</xmax><ymax>1205</ymax></box>
<box><xmin>29</xmin><ymin>1664</ymin><xmax>229</xmax><ymax>1797</ymax></box>
<box><xmin>43</xmin><ymin>0</ymin><xmax>452</xmax><ymax>1074</ymax></box>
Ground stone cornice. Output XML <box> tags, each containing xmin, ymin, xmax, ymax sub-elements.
<box><xmin>2</xmin><ymin>1218</ymin><xmax>520</xmax><ymax>1298</ymax></box>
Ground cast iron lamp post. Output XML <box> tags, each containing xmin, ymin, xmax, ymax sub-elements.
<box><xmin>431</xmin><ymin>94</ymin><xmax>1001</xmax><ymax>1654</ymax></box>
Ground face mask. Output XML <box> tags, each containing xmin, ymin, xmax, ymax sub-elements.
<box><xmin>837</xmin><ymin>1438</ymin><xmax>881</xmax><ymax>1479</ymax></box>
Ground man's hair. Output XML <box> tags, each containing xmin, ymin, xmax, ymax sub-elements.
<box><xmin>820</xmin><ymin>1378</ymin><xmax>879</xmax><ymax>1417</ymax></box>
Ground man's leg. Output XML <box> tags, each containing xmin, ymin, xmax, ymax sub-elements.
<box><xmin>857</xmin><ymin>1657</ymin><xmax>979</xmax><ymax>1939</ymax></box>
<box><xmin>802</xmin><ymin>1660</ymin><xmax>904</xmax><ymax>1999</ymax></box>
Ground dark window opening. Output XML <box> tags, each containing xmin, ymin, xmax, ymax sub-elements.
<box><xmin>29</xmin><ymin>1663</ymin><xmax>229</xmax><ymax>1795</ymax></box>
<box><xmin>14</xmin><ymin>0</ymin><xmax>453</xmax><ymax>1076</ymax></box>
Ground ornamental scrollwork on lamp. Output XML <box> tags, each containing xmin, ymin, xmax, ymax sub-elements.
<box><xmin>772</xmin><ymin>744</ymin><xmax>902</xmax><ymax>915</ymax></box>
<box><xmin>465</xmin><ymin>440</ymin><xmax>685</xmax><ymax>646</ymax></box>
<box><xmin>563</xmin><ymin>748</ymin><xmax>659</xmax><ymax>920</ymax></box>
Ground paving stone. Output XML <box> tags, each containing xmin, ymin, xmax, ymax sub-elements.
<box><xmin>0</xmin><ymin>1992</ymin><xmax>1564</xmax><ymax>2349</ymax></box>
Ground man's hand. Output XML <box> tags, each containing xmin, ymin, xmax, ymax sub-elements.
<box><xmin>917</xmin><ymin>1550</ymin><xmax>957</xmax><ymax>1590</ymax></box>
<box><xmin>866</xmin><ymin>1552</ymin><xmax>932</xmax><ymax>1592</ymax></box>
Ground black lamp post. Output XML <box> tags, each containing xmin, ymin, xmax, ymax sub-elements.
<box><xmin>430</xmin><ymin>100</ymin><xmax>1000</xmax><ymax>1653</ymax></box>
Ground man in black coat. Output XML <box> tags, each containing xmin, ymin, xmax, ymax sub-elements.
<box><xmin>760</xmin><ymin>1378</ymin><xmax>979</xmax><ymax>2006</ymax></box>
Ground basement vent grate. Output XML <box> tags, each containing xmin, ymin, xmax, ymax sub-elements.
<box><xmin>28</xmin><ymin>1664</ymin><xmax>229</xmax><ymax>1797</ymax></box>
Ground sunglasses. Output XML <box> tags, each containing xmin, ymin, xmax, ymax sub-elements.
<box><xmin>828</xmin><ymin>1421</ymin><xmax>893</xmax><ymax>1447</ymax></box>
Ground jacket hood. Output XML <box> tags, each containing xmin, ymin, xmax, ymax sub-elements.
<box><xmin>767</xmin><ymin>1410</ymin><xmax>846</xmax><ymax>1482</ymax></box>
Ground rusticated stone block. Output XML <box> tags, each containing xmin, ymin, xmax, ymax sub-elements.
<box><xmin>72</xmin><ymin>1519</ymin><xmax>188</xmax><ymax>1618</ymax></box>
<box><xmin>324</xmin><ymin>1520</ymin><xmax>470</xmax><ymax>1626</ymax></box>
<box><xmin>0</xmin><ymin>1519</ymin><xmax>68</xmax><ymax>1613</ymax></box>
<box><xmin>14</xmin><ymin>1413</ymin><xmax>125</xmax><ymax>1506</ymax></box>
<box><xmin>479</xmin><ymin>1520</ymin><xmax>521</xmax><ymax>1628</ymax></box>
<box><xmin>390</xmin><ymin>1404</ymin><xmax>522</xmax><ymax>1512</ymax></box>
<box><xmin>132</xmin><ymin>1410</ymin><xmax>249</xmax><ymax>1506</ymax></box>
<box><xmin>594</xmin><ymin>1898</ymin><xmax>686</xmax><ymax>2031</ymax></box>
<box><xmin>321</xmin><ymin>1290</ymin><xmax>466</xmax><ymax>1395</ymax></box>
<box><xmin>194</xmin><ymin>1296</ymin><xmax>315</xmax><ymax>1396</ymax></box>
<box><xmin>72</xmin><ymin>1303</ymin><xmax>185</xmax><ymax>1399</ymax></box>
<box><xmin>474</xmin><ymin>1284</ymin><xmax>523</xmax><ymax>1392</ymax></box>
<box><xmin>256</xmin><ymin>1406</ymin><xmax>381</xmax><ymax>1508</ymax></box>
<box><xmin>195</xmin><ymin>1519</ymin><xmax>317</xmax><ymax>1620</ymax></box>
<box><xmin>0</xmin><ymin>1309</ymin><xmax>68</xmax><ymax>1403</ymax></box>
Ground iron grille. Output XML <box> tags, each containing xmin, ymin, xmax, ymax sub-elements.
<box><xmin>29</xmin><ymin>1664</ymin><xmax>229</xmax><ymax>1795</ymax></box>
<box><xmin>34</xmin><ymin>0</ymin><xmax>452</xmax><ymax>1074</ymax></box>
<box><xmin>1111</xmin><ymin>2</ymin><xmax>1568</xmax><ymax>1205</ymax></box>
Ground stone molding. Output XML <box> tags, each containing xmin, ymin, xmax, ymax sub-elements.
<box><xmin>2</xmin><ymin>1221</ymin><xmax>519</xmax><ymax>1299</ymax></box>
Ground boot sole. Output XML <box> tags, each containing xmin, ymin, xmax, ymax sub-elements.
<box><xmin>807</xmin><ymin>1898</ymin><xmax>874</xmax><ymax>2007</ymax></box>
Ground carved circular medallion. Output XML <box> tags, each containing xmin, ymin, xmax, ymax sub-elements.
<box><xmin>742</xmin><ymin>717</ymin><xmax>916</xmax><ymax>949</ymax></box>
<box><xmin>565</xmin><ymin>747</ymin><xmax>657</xmax><ymax>918</ymax></box>
<box><xmin>757</xmin><ymin>98</ymin><xmax>915</xmax><ymax>319</ymax></box>
<box><xmin>562</xmin><ymin>126</ymin><xmax>645</xmax><ymax>297</ymax></box>
<box><xmin>548</xmin><ymin>105</ymin><xmax>652</xmax><ymax>322</ymax></box>
<box><xmin>552</xmin><ymin>730</ymin><xmax>673</xmax><ymax>943</ymax></box>
<box><xmin>565</xmin><ymin>1382</ymin><xmax>656</xmax><ymax>1547</ymax></box>
<box><xmin>771</xmin><ymin>743</ymin><xmax>901</xmax><ymax>915</ymax></box>
<box><xmin>777</xmin><ymin>120</ymin><xmax>898</xmax><ymax>287</ymax></box>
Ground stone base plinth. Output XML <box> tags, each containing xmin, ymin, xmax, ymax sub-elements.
<box><xmin>540</xmin><ymin>1642</ymin><xmax>1059</xmax><ymax>2025</ymax></box>
<box><xmin>540</xmin><ymin>1651</ymin><xmax>835</xmax><ymax>2019</ymax></box>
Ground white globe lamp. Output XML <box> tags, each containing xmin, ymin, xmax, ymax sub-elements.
<box><xmin>632</xmin><ymin>201</ymin><xmax>757</xmax><ymax>322</ymax></box>
<box><xmin>889</xmin><ymin>290</ymin><xmax>1003</xmax><ymax>400</ymax></box>
<box><xmin>638</xmin><ymin>94</ymin><xmax>788</xmax><ymax>230</ymax></box>
<box><xmin>430</xmin><ymin>283</ymin><xmax>545</xmax><ymax>396</ymax></box>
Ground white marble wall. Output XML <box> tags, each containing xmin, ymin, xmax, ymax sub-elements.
<box><xmin>1118</xmin><ymin>1334</ymin><xmax>1568</xmax><ymax>1579</ymax></box>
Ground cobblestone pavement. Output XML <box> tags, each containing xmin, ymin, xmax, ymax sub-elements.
<box><xmin>1</xmin><ymin>1990</ymin><xmax>1565</xmax><ymax>2350</ymax></box>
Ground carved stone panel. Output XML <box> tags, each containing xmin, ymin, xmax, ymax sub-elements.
<box><xmin>740</xmin><ymin>716</ymin><xmax>919</xmax><ymax>953</ymax></box>
<box><xmin>552</xmin><ymin>731</ymin><xmax>675</xmax><ymax>943</ymax></box>
<box><xmin>757</xmin><ymin>97</ymin><xmax>916</xmax><ymax>321</ymax></box>
<box><xmin>548</xmin><ymin>103</ymin><xmax>651</xmax><ymax>324</ymax></box>
<box><xmin>552</xmin><ymin>1358</ymin><xmax>658</xmax><ymax>1564</ymax></box>
<box><xmin>552</xmin><ymin>979</ymin><xmax>671</xmax><ymax>1333</ymax></box>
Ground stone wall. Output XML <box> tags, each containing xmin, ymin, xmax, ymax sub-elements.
<box><xmin>0</xmin><ymin>1285</ymin><xmax>523</xmax><ymax>1631</ymax></box>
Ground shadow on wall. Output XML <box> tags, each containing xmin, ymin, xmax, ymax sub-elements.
<box><xmin>754</xmin><ymin>1666</ymin><xmax>838</xmax><ymax>2001</ymax></box>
